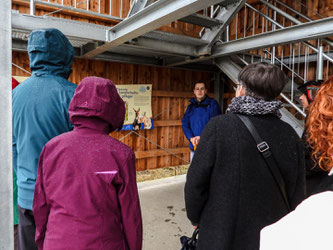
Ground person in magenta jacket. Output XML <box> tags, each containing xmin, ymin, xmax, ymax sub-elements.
<box><xmin>33</xmin><ymin>76</ymin><xmax>143</xmax><ymax>250</ymax></box>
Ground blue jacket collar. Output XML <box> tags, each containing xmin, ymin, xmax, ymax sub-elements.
<box><xmin>190</xmin><ymin>95</ymin><xmax>210</xmax><ymax>105</ymax></box>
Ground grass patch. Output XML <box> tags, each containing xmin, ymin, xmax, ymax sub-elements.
<box><xmin>137</xmin><ymin>165</ymin><xmax>189</xmax><ymax>182</ymax></box>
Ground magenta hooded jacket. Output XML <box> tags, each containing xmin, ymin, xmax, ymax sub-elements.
<box><xmin>33</xmin><ymin>77</ymin><xmax>142</xmax><ymax>250</ymax></box>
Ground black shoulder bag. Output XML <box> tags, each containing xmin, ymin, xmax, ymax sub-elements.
<box><xmin>180</xmin><ymin>228</ymin><xmax>199</xmax><ymax>250</ymax></box>
<box><xmin>236</xmin><ymin>114</ymin><xmax>291</xmax><ymax>212</ymax></box>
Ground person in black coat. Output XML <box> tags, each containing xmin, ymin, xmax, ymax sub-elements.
<box><xmin>184</xmin><ymin>62</ymin><xmax>306</xmax><ymax>250</ymax></box>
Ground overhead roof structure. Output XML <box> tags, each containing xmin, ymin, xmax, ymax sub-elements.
<box><xmin>166</xmin><ymin>17</ymin><xmax>333</xmax><ymax>67</ymax></box>
<box><xmin>82</xmin><ymin>0</ymin><xmax>226</xmax><ymax>57</ymax></box>
<box><xmin>12</xmin><ymin>0</ymin><xmax>333</xmax><ymax>73</ymax></box>
<box><xmin>11</xmin><ymin>0</ymin><xmax>247</xmax><ymax>71</ymax></box>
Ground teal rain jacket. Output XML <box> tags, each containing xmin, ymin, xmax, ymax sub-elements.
<box><xmin>12</xmin><ymin>29</ymin><xmax>77</xmax><ymax>210</ymax></box>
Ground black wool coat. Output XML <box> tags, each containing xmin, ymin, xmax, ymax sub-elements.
<box><xmin>185</xmin><ymin>113</ymin><xmax>305</xmax><ymax>250</ymax></box>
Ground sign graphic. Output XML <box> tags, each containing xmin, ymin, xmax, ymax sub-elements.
<box><xmin>116</xmin><ymin>84</ymin><xmax>154</xmax><ymax>130</ymax></box>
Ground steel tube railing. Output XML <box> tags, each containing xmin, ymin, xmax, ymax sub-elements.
<box><xmin>246</xmin><ymin>3</ymin><xmax>333</xmax><ymax>64</ymax></box>
<box><xmin>238</xmin><ymin>54</ymin><xmax>306</xmax><ymax>117</ymax></box>
<box><xmin>281</xmin><ymin>93</ymin><xmax>306</xmax><ymax>117</ymax></box>
<box><xmin>317</xmin><ymin>44</ymin><xmax>324</xmax><ymax>80</ymax></box>
<box><xmin>30</xmin><ymin>0</ymin><xmax>36</xmax><ymax>15</ymax></box>
<box><xmin>261</xmin><ymin>0</ymin><xmax>333</xmax><ymax>47</ymax></box>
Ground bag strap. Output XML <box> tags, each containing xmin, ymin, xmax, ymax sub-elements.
<box><xmin>236</xmin><ymin>114</ymin><xmax>291</xmax><ymax>212</ymax></box>
<box><xmin>191</xmin><ymin>228</ymin><xmax>199</xmax><ymax>239</ymax></box>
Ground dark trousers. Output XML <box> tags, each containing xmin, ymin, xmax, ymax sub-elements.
<box><xmin>18</xmin><ymin>205</ymin><xmax>38</xmax><ymax>250</ymax></box>
<box><xmin>14</xmin><ymin>224</ymin><xmax>18</xmax><ymax>250</ymax></box>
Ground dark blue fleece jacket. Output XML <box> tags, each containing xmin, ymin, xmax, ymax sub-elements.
<box><xmin>182</xmin><ymin>95</ymin><xmax>221</xmax><ymax>151</ymax></box>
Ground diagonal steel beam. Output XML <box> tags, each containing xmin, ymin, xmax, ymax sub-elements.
<box><xmin>13</xmin><ymin>12</ymin><xmax>213</xmax><ymax>57</ymax></box>
<box><xmin>127</xmin><ymin>37</ymin><xmax>197</xmax><ymax>57</ymax></box>
<box><xmin>12</xmin><ymin>13</ymin><xmax>109</xmax><ymax>41</ymax></box>
<box><xmin>167</xmin><ymin>17</ymin><xmax>333</xmax><ymax>66</ymax></box>
<box><xmin>127</xmin><ymin>0</ymin><xmax>154</xmax><ymax>17</ymax></box>
<box><xmin>212</xmin><ymin>17</ymin><xmax>333</xmax><ymax>57</ymax></box>
<box><xmin>215</xmin><ymin>57</ymin><xmax>306</xmax><ymax>129</ymax></box>
<box><xmin>12</xmin><ymin>13</ymin><xmax>202</xmax><ymax>57</ymax></box>
<box><xmin>215</xmin><ymin>57</ymin><xmax>241</xmax><ymax>84</ymax></box>
<box><xmin>245</xmin><ymin>3</ymin><xmax>333</xmax><ymax>64</ymax></box>
<box><xmin>259</xmin><ymin>0</ymin><xmax>333</xmax><ymax>47</ymax></box>
<box><xmin>94</xmin><ymin>51</ymin><xmax>163</xmax><ymax>65</ymax></box>
<box><xmin>83</xmin><ymin>0</ymin><xmax>227</xmax><ymax>58</ymax></box>
<box><xmin>198</xmin><ymin>0</ymin><xmax>245</xmax><ymax>55</ymax></box>
<box><xmin>179</xmin><ymin>13</ymin><xmax>222</xmax><ymax>28</ymax></box>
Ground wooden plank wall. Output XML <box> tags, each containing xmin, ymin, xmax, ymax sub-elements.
<box><xmin>13</xmin><ymin>0</ymin><xmax>131</xmax><ymax>19</ymax></box>
<box><xmin>12</xmin><ymin>51</ymin><xmax>213</xmax><ymax>171</ymax></box>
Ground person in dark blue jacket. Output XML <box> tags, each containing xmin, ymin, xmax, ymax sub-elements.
<box><xmin>12</xmin><ymin>28</ymin><xmax>77</xmax><ymax>250</ymax></box>
<box><xmin>182</xmin><ymin>82</ymin><xmax>222</xmax><ymax>162</ymax></box>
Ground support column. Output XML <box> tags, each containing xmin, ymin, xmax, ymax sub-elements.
<box><xmin>30</xmin><ymin>0</ymin><xmax>36</xmax><ymax>15</ymax></box>
<box><xmin>214</xmin><ymin>72</ymin><xmax>224</xmax><ymax>111</ymax></box>
<box><xmin>317</xmin><ymin>43</ymin><xmax>324</xmax><ymax>81</ymax></box>
<box><xmin>0</xmin><ymin>0</ymin><xmax>14</xmax><ymax>248</ymax></box>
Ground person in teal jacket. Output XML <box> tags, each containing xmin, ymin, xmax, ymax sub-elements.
<box><xmin>12</xmin><ymin>77</ymin><xmax>20</xmax><ymax>250</ymax></box>
<box><xmin>182</xmin><ymin>81</ymin><xmax>222</xmax><ymax>162</ymax></box>
<box><xmin>12</xmin><ymin>28</ymin><xmax>76</xmax><ymax>250</ymax></box>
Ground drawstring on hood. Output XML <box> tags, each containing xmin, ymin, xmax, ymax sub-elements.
<box><xmin>69</xmin><ymin>77</ymin><xmax>125</xmax><ymax>133</ymax></box>
<box><xmin>28</xmin><ymin>28</ymin><xmax>74</xmax><ymax>79</ymax></box>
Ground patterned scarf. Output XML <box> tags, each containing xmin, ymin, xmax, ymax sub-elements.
<box><xmin>226</xmin><ymin>96</ymin><xmax>283</xmax><ymax>118</ymax></box>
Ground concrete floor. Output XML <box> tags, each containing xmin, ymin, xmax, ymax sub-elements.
<box><xmin>138</xmin><ymin>175</ymin><xmax>193</xmax><ymax>250</ymax></box>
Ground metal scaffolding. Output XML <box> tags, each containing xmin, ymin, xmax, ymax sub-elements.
<box><xmin>84</xmin><ymin>0</ymin><xmax>225</xmax><ymax>57</ymax></box>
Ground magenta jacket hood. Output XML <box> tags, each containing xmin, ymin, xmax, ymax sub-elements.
<box><xmin>69</xmin><ymin>76</ymin><xmax>125</xmax><ymax>132</ymax></box>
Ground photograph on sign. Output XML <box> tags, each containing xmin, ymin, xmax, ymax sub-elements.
<box><xmin>116</xmin><ymin>84</ymin><xmax>154</xmax><ymax>130</ymax></box>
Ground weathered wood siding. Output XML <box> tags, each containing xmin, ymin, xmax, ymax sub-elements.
<box><xmin>12</xmin><ymin>51</ymin><xmax>213</xmax><ymax>170</ymax></box>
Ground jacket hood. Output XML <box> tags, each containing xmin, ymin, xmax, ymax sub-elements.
<box><xmin>28</xmin><ymin>28</ymin><xmax>74</xmax><ymax>79</ymax></box>
<box><xmin>69</xmin><ymin>77</ymin><xmax>125</xmax><ymax>132</ymax></box>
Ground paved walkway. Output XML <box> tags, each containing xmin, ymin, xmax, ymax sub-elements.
<box><xmin>138</xmin><ymin>175</ymin><xmax>193</xmax><ymax>250</ymax></box>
